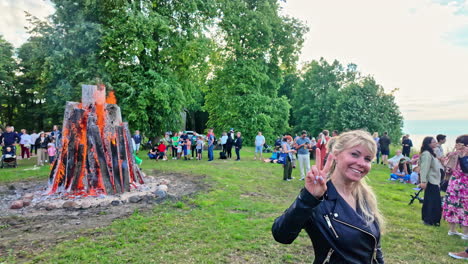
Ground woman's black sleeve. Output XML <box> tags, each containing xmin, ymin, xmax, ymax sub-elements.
<box><xmin>376</xmin><ymin>239</ymin><xmax>384</xmax><ymax>264</ymax></box>
<box><xmin>272</xmin><ymin>188</ymin><xmax>322</xmax><ymax>244</ymax></box>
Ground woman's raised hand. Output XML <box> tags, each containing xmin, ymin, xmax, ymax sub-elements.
<box><xmin>305</xmin><ymin>149</ymin><xmax>333</xmax><ymax>199</ymax></box>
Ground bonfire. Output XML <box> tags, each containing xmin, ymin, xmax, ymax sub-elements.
<box><xmin>47</xmin><ymin>84</ymin><xmax>144</xmax><ymax>196</ymax></box>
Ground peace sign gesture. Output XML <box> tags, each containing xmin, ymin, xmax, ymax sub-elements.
<box><xmin>305</xmin><ymin>148</ymin><xmax>334</xmax><ymax>199</ymax></box>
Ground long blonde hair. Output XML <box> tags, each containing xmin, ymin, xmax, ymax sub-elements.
<box><xmin>329</xmin><ymin>130</ymin><xmax>385</xmax><ymax>229</ymax></box>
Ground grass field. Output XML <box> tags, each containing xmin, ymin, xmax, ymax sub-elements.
<box><xmin>0</xmin><ymin>148</ymin><xmax>466</xmax><ymax>263</ymax></box>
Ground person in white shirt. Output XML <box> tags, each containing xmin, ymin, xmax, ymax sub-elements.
<box><xmin>434</xmin><ymin>134</ymin><xmax>446</xmax><ymax>160</ymax></box>
<box><xmin>220</xmin><ymin>132</ymin><xmax>228</xmax><ymax>154</ymax></box>
<box><xmin>19</xmin><ymin>129</ymin><xmax>32</xmax><ymax>159</ymax></box>
<box><xmin>254</xmin><ymin>131</ymin><xmax>266</xmax><ymax>161</ymax></box>
<box><xmin>30</xmin><ymin>130</ymin><xmax>39</xmax><ymax>156</ymax></box>
<box><xmin>388</xmin><ymin>149</ymin><xmax>408</xmax><ymax>169</ymax></box>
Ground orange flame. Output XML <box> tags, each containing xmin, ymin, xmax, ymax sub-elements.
<box><xmin>106</xmin><ymin>91</ymin><xmax>117</xmax><ymax>104</ymax></box>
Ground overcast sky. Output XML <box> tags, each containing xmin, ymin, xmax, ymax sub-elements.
<box><xmin>1</xmin><ymin>0</ymin><xmax>467</xmax><ymax>121</ymax></box>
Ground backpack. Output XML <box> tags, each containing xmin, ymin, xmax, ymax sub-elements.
<box><xmin>219</xmin><ymin>151</ymin><xmax>227</xmax><ymax>159</ymax></box>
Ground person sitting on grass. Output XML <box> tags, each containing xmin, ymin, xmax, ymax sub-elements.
<box><xmin>390</xmin><ymin>158</ymin><xmax>411</xmax><ymax>182</ymax></box>
<box><xmin>156</xmin><ymin>140</ymin><xmax>167</xmax><ymax>161</ymax></box>
<box><xmin>263</xmin><ymin>148</ymin><xmax>279</xmax><ymax>163</ymax></box>
<box><xmin>148</xmin><ymin>145</ymin><xmax>158</xmax><ymax>160</ymax></box>
<box><xmin>410</xmin><ymin>166</ymin><xmax>420</xmax><ymax>185</ymax></box>
<box><xmin>388</xmin><ymin>149</ymin><xmax>407</xmax><ymax>169</ymax></box>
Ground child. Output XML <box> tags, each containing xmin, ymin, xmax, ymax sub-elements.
<box><xmin>184</xmin><ymin>138</ymin><xmax>191</xmax><ymax>160</ymax></box>
<box><xmin>177</xmin><ymin>139</ymin><xmax>184</xmax><ymax>160</ymax></box>
<box><xmin>390</xmin><ymin>158</ymin><xmax>411</xmax><ymax>183</ymax></box>
<box><xmin>410</xmin><ymin>166</ymin><xmax>420</xmax><ymax>185</ymax></box>
<box><xmin>157</xmin><ymin>140</ymin><xmax>166</xmax><ymax>161</ymax></box>
<box><xmin>196</xmin><ymin>136</ymin><xmax>204</xmax><ymax>160</ymax></box>
<box><xmin>263</xmin><ymin>148</ymin><xmax>279</xmax><ymax>163</ymax></box>
<box><xmin>2</xmin><ymin>146</ymin><xmax>16</xmax><ymax>160</ymax></box>
<box><xmin>47</xmin><ymin>143</ymin><xmax>56</xmax><ymax>164</ymax></box>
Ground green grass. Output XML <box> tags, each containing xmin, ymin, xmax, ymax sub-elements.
<box><xmin>1</xmin><ymin>148</ymin><xmax>466</xmax><ymax>263</ymax></box>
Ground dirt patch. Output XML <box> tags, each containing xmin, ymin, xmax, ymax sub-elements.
<box><xmin>0</xmin><ymin>171</ymin><xmax>206</xmax><ymax>262</ymax></box>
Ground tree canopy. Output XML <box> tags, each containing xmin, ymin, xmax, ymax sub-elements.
<box><xmin>0</xmin><ymin>0</ymin><xmax>402</xmax><ymax>142</ymax></box>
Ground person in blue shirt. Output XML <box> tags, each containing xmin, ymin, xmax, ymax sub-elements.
<box><xmin>132</xmin><ymin>130</ymin><xmax>142</xmax><ymax>153</ymax></box>
<box><xmin>0</xmin><ymin>126</ymin><xmax>20</xmax><ymax>152</ymax></box>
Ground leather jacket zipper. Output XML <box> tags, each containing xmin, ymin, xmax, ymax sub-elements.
<box><xmin>324</xmin><ymin>215</ymin><xmax>339</xmax><ymax>238</ymax></box>
<box><xmin>322</xmin><ymin>248</ymin><xmax>334</xmax><ymax>264</ymax></box>
<box><xmin>332</xmin><ymin>218</ymin><xmax>378</xmax><ymax>263</ymax></box>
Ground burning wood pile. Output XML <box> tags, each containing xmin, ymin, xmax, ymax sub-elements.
<box><xmin>47</xmin><ymin>84</ymin><xmax>144</xmax><ymax>196</ymax></box>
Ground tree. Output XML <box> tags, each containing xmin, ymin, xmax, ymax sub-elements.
<box><xmin>291</xmin><ymin>59</ymin><xmax>343</xmax><ymax>136</ymax></box>
<box><xmin>0</xmin><ymin>35</ymin><xmax>17</xmax><ymax>127</ymax></box>
<box><xmin>100</xmin><ymin>0</ymin><xmax>217</xmax><ymax>137</ymax></box>
<box><xmin>204</xmin><ymin>0</ymin><xmax>306</xmax><ymax>144</ymax></box>
<box><xmin>332</xmin><ymin>77</ymin><xmax>403</xmax><ymax>140</ymax></box>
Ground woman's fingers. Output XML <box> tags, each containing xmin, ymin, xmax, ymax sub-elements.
<box><xmin>321</xmin><ymin>153</ymin><xmax>334</xmax><ymax>175</ymax></box>
<box><xmin>315</xmin><ymin>148</ymin><xmax>322</xmax><ymax>171</ymax></box>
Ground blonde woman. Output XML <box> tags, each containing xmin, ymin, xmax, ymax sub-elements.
<box><xmin>273</xmin><ymin>130</ymin><xmax>384</xmax><ymax>263</ymax></box>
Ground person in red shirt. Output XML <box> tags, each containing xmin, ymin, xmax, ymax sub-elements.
<box><xmin>316</xmin><ymin>130</ymin><xmax>331</xmax><ymax>167</ymax></box>
<box><xmin>157</xmin><ymin>140</ymin><xmax>167</xmax><ymax>161</ymax></box>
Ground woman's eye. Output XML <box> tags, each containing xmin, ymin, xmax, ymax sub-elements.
<box><xmin>351</xmin><ymin>152</ymin><xmax>359</xmax><ymax>157</ymax></box>
<box><xmin>365</xmin><ymin>158</ymin><xmax>372</xmax><ymax>162</ymax></box>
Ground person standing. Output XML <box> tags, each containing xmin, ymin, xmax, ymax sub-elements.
<box><xmin>171</xmin><ymin>132</ymin><xmax>179</xmax><ymax>159</ymax></box>
<box><xmin>401</xmin><ymin>134</ymin><xmax>413</xmax><ymax>157</ymax></box>
<box><xmin>254</xmin><ymin>131</ymin><xmax>265</xmax><ymax>161</ymax></box>
<box><xmin>30</xmin><ymin>130</ymin><xmax>39</xmax><ymax>156</ymax></box>
<box><xmin>220</xmin><ymin>132</ymin><xmax>228</xmax><ymax>154</ymax></box>
<box><xmin>420</xmin><ymin>136</ymin><xmax>443</xmax><ymax>226</ymax></box>
<box><xmin>442</xmin><ymin>135</ymin><xmax>468</xmax><ymax>240</ymax></box>
<box><xmin>196</xmin><ymin>136</ymin><xmax>204</xmax><ymax>160</ymax></box>
<box><xmin>226</xmin><ymin>129</ymin><xmax>235</xmax><ymax>159</ymax></box>
<box><xmin>35</xmin><ymin>132</ymin><xmax>49</xmax><ymax>166</ymax></box>
<box><xmin>295</xmin><ymin>131</ymin><xmax>311</xmax><ymax>181</ymax></box>
<box><xmin>132</xmin><ymin>130</ymin><xmax>142</xmax><ymax>153</ymax></box>
<box><xmin>50</xmin><ymin>125</ymin><xmax>62</xmax><ymax>150</ymax></box>
<box><xmin>191</xmin><ymin>132</ymin><xmax>198</xmax><ymax>159</ymax></box>
<box><xmin>373</xmin><ymin>132</ymin><xmax>380</xmax><ymax>164</ymax></box>
<box><xmin>234</xmin><ymin>132</ymin><xmax>243</xmax><ymax>161</ymax></box>
<box><xmin>316</xmin><ymin>130</ymin><xmax>330</xmax><ymax>167</ymax></box>
<box><xmin>0</xmin><ymin>126</ymin><xmax>20</xmax><ymax>151</ymax></box>
<box><xmin>379</xmin><ymin>132</ymin><xmax>391</xmax><ymax>166</ymax></box>
<box><xmin>434</xmin><ymin>134</ymin><xmax>446</xmax><ymax>160</ymax></box>
<box><xmin>281</xmin><ymin>136</ymin><xmax>295</xmax><ymax>181</ymax></box>
<box><xmin>207</xmin><ymin>128</ymin><xmax>215</xmax><ymax>161</ymax></box>
<box><xmin>19</xmin><ymin>129</ymin><xmax>32</xmax><ymax>159</ymax></box>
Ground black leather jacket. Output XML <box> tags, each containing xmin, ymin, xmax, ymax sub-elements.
<box><xmin>272</xmin><ymin>181</ymin><xmax>384</xmax><ymax>264</ymax></box>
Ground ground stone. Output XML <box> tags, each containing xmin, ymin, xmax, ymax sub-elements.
<box><xmin>111</xmin><ymin>200</ymin><xmax>120</xmax><ymax>206</ymax></box>
<box><xmin>155</xmin><ymin>189</ymin><xmax>167</xmax><ymax>198</ymax></box>
<box><xmin>63</xmin><ymin>201</ymin><xmax>79</xmax><ymax>209</ymax></box>
<box><xmin>129</xmin><ymin>196</ymin><xmax>142</xmax><ymax>203</ymax></box>
<box><xmin>80</xmin><ymin>201</ymin><xmax>91</xmax><ymax>209</ymax></box>
<box><xmin>23</xmin><ymin>193</ymin><xmax>34</xmax><ymax>200</ymax></box>
<box><xmin>22</xmin><ymin>199</ymin><xmax>32</xmax><ymax>207</ymax></box>
<box><xmin>10</xmin><ymin>200</ymin><xmax>24</xmax><ymax>209</ymax></box>
<box><xmin>45</xmin><ymin>203</ymin><xmax>57</xmax><ymax>211</ymax></box>
<box><xmin>157</xmin><ymin>184</ymin><xmax>168</xmax><ymax>192</ymax></box>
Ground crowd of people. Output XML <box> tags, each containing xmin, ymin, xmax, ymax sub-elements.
<box><xmin>3</xmin><ymin>124</ymin><xmax>467</xmax><ymax>260</ymax></box>
<box><xmin>0</xmin><ymin>125</ymin><xmax>61</xmax><ymax>167</ymax></box>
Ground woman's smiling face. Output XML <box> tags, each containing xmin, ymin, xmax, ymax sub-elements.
<box><xmin>334</xmin><ymin>145</ymin><xmax>373</xmax><ymax>182</ymax></box>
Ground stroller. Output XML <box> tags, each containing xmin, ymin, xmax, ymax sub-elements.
<box><xmin>1</xmin><ymin>146</ymin><xmax>18</xmax><ymax>168</ymax></box>
<box><xmin>263</xmin><ymin>143</ymin><xmax>273</xmax><ymax>153</ymax></box>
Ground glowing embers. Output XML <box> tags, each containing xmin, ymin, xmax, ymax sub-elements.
<box><xmin>47</xmin><ymin>85</ymin><xmax>144</xmax><ymax>197</ymax></box>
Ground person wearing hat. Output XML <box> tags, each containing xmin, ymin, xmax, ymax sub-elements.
<box><xmin>226</xmin><ymin>129</ymin><xmax>235</xmax><ymax>159</ymax></box>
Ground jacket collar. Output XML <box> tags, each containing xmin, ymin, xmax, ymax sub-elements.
<box><xmin>324</xmin><ymin>180</ymin><xmax>339</xmax><ymax>201</ymax></box>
